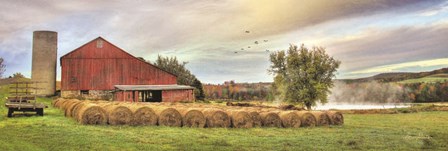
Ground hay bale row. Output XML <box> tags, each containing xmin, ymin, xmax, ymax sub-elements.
<box><xmin>54</xmin><ymin>98</ymin><xmax>343</xmax><ymax>128</ymax></box>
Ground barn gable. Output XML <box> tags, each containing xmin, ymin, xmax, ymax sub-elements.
<box><xmin>61</xmin><ymin>37</ymin><xmax>134</xmax><ymax>59</ymax></box>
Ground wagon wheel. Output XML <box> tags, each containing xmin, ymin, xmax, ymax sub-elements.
<box><xmin>37</xmin><ymin>108</ymin><xmax>44</xmax><ymax>116</ymax></box>
<box><xmin>7</xmin><ymin>109</ymin><xmax>13</xmax><ymax>117</ymax></box>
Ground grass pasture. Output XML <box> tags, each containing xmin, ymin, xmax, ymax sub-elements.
<box><xmin>398</xmin><ymin>73</ymin><xmax>448</xmax><ymax>84</ymax></box>
<box><xmin>0</xmin><ymin>96</ymin><xmax>447</xmax><ymax>150</ymax></box>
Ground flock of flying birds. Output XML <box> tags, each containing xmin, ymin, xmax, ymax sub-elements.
<box><xmin>234</xmin><ymin>30</ymin><xmax>270</xmax><ymax>54</ymax></box>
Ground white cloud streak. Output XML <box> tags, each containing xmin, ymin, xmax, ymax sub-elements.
<box><xmin>349</xmin><ymin>58</ymin><xmax>448</xmax><ymax>75</ymax></box>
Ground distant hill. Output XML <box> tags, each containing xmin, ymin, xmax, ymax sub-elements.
<box><xmin>342</xmin><ymin>67</ymin><xmax>448</xmax><ymax>83</ymax></box>
<box><xmin>397</xmin><ymin>73</ymin><xmax>448</xmax><ymax>84</ymax></box>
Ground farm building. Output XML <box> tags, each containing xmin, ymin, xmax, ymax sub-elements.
<box><xmin>60</xmin><ymin>37</ymin><xmax>195</xmax><ymax>102</ymax></box>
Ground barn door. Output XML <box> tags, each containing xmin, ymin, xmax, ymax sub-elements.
<box><xmin>151</xmin><ymin>90</ymin><xmax>162</xmax><ymax>102</ymax></box>
<box><xmin>143</xmin><ymin>90</ymin><xmax>162</xmax><ymax>102</ymax></box>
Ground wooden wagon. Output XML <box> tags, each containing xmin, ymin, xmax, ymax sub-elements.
<box><xmin>5</xmin><ymin>81</ymin><xmax>48</xmax><ymax>117</ymax></box>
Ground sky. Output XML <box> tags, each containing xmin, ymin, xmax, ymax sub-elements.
<box><xmin>1</xmin><ymin>0</ymin><xmax>448</xmax><ymax>84</ymax></box>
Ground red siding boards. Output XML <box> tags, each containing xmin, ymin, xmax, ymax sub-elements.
<box><xmin>162</xmin><ymin>90</ymin><xmax>194</xmax><ymax>102</ymax></box>
<box><xmin>61</xmin><ymin>37</ymin><xmax>177</xmax><ymax>91</ymax></box>
<box><xmin>115</xmin><ymin>91</ymin><xmax>139</xmax><ymax>102</ymax></box>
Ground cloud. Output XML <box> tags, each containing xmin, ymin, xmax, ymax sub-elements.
<box><xmin>348</xmin><ymin>58</ymin><xmax>448</xmax><ymax>75</ymax></box>
<box><xmin>324</xmin><ymin>19</ymin><xmax>448</xmax><ymax>78</ymax></box>
<box><xmin>418</xmin><ymin>1</ymin><xmax>448</xmax><ymax>16</ymax></box>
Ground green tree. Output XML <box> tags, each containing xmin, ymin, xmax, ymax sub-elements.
<box><xmin>13</xmin><ymin>72</ymin><xmax>25</xmax><ymax>78</ymax></box>
<box><xmin>192</xmin><ymin>78</ymin><xmax>205</xmax><ymax>100</ymax></box>
<box><xmin>154</xmin><ymin>55</ymin><xmax>205</xmax><ymax>100</ymax></box>
<box><xmin>0</xmin><ymin>57</ymin><xmax>5</xmax><ymax>78</ymax></box>
<box><xmin>269</xmin><ymin>44</ymin><xmax>340</xmax><ymax>110</ymax></box>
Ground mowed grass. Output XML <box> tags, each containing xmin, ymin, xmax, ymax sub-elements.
<box><xmin>1</xmin><ymin>97</ymin><xmax>448</xmax><ymax>150</ymax></box>
<box><xmin>398</xmin><ymin>74</ymin><xmax>448</xmax><ymax>84</ymax></box>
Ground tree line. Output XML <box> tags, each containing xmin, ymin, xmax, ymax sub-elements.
<box><xmin>203</xmin><ymin>81</ymin><xmax>273</xmax><ymax>101</ymax></box>
<box><xmin>404</xmin><ymin>81</ymin><xmax>448</xmax><ymax>102</ymax></box>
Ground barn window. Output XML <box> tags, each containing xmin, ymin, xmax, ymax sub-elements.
<box><xmin>97</xmin><ymin>39</ymin><xmax>103</xmax><ymax>48</ymax></box>
<box><xmin>81</xmin><ymin>90</ymin><xmax>89</xmax><ymax>95</ymax></box>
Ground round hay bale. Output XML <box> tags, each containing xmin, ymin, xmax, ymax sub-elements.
<box><xmin>177</xmin><ymin>108</ymin><xmax>206</xmax><ymax>128</ymax></box>
<box><xmin>71</xmin><ymin>101</ymin><xmax>89</xmax><ymax>118</ymax></box>
<box><xmin>89</xmin><ymin>100</ymin><xmax>110</xmax><ymax>104</ymax></box>
<box><xmin>202</xmin><ymin>109</ymin><xmax>231</xmax><ymax>128</ymax></box>
<box><xmin>52</xmin><ymin>98</ymin><xmax>63</xmax><ymax>107</ymax></box>
<box><xmin>64</xmin><ymin>100</ymin><xmax>82</xmax><ymax>117</ymax></box>
<box><xmin>77</xmin><ymin>104</ymin><xmax>108</xmax><ymax>125</ymax></box>
<box><xmin>229</xmin><ymin>110</ymin><xmax>253</xmax><ymax>128</ymax></box>
<box><xmin>296</xmin><ymin>111</ymin><xmax>317</xmax><ymax>127</ymax></box>
<box><xmin>59</xmin><ymin>100</ymin><xmax>70</xmax><ymax>110</ymax></box>
<box><xmin>260</xmin><ymin>108</ymin><xmax>278</xmax><ymax>113</ymax></box>
<box><xmin>311</xmin><ymin>111</ymin><xmax>331</xmax><ymax>126</ymax></box>
<box><xmin>129</xmin><ymin>105</ymin><xmax>158</xmax><ymax>126</ymax></box>
<box><xmin>97</xmin><ymin>102</ymin><xmax>118</xmax><ymax>109</ymax></box>
<box><xmin>54</xmin><ymin>98</ymin><xmax>66</xmax><ymax>108</ymax></box>
<box><xmin>60</xmin><ymin>99</ymin><xmax>77</xmax><ymax>110</ymax></box>
<box><xmin>104</xmin><ymin>105</ymin><xmax>133</xmax><ymax>125</ymax></box>
<box><xmin>248</xmin><ymin>111</ymin><xmax>262</xmax><ymax>127</ymax></box>
<box><xmin>278</xmin><ymin>111</ymin><xmax>301</xmax><ymax>128</ymax></box>
<box><xmin>259</xmin><ymin>112</ymin><xmax>282</xmax><ymax>128</ymax></box>
<box><xmin>325</xmin><ymin>111</ymin><xmax>344</xmax><ymax>125</ymax></box>
<box><xmin>153</xmin><ymin>107</ymin><xmax>182</xmax><ymax>127</ymax></box>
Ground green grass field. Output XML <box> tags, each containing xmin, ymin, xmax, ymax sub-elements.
<box><xmin>1</xmin><ymin>95</ymin><xmax>448</xmax><ymax>150</ymax></box>
<box><xmin>398</xmin><ymin>74</ymin><xmax>448</xmax><ymax>84</ymax></box>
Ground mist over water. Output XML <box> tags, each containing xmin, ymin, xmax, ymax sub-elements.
<box><xmin>315</xmin><ymin>81</ymin><xmax>411</xmax><ymax>110</ymax></box>
<box><xmin>329</xmin><ymin>81</ymin><xmax>409</xmax><ymax>104</ymax></box>
<box><xmin>314</xmin><ymin>104</ymin><xmax>410</xmax><ymax>110</ymax></box>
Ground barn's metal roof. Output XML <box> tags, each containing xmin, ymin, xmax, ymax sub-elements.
<box><xmin>114</xmin><ymin>85</ymin><xmax>194</xmax><ymax>91</ymax></box>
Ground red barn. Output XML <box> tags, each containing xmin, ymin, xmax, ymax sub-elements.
<box><xmin>60</xmin><ymin>37</ymin><xmax>194</xmax><ymax>102</ymax></box>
